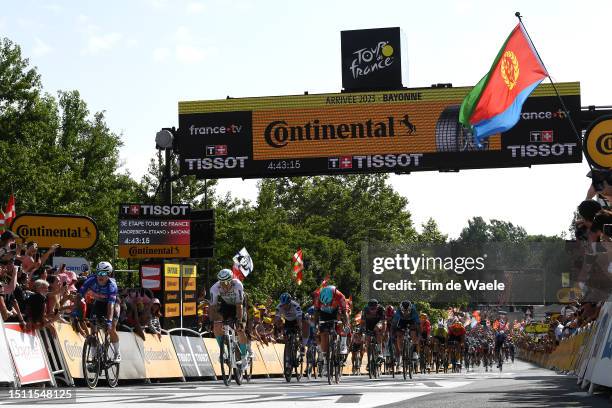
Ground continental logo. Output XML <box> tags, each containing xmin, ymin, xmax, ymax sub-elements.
<box><xmin>144</xmin><ymin>348</ymin><xmax>173</xmax><ymax>363</ymax></box>
<box><xmin>11</xmin><ymin>214</ymin><xmax>98</xmax><ymax>250</ymax></box>
<box><xmin>584</xmin><ymin>117</ymin><xmax>612</xmax><ymax>168</ymax></box>
<box><xmin>596</xmin><ymin>133</ymin><xmax>612</xmax><ymax>155</ymax></box>
<box><xmin>264</xmin><ymin>115</ymin><xmax>416</xmax><ymax>148</ymax></box>
<box><xmin>64</xmin><ymin>340</ymin><xmax>83</xmax><ymax>361</ymax></box>
<box><xmin>118</xmin><ymin>244</ymin><xmax>190</xmax><ymax>259</ymax></box>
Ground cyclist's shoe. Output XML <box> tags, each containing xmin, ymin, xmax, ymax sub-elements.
<box><xmin>412</xmin><ymin>352</ymin><xmax>419</xmax><ymax>361</ymax></box>
<box><xmin>240</xmin><ymin>356</ymin><xmax>249</xmax><ymax>369</ymax></box>
<box><xmin>113</xmin><ymin>352</ymin><xmax>122</xmax><ymax>363</ymax></box>
<box><xmin>340</xmin><ymin>344</ymin><xmax>348</xmax><ymax>355</ymax></box>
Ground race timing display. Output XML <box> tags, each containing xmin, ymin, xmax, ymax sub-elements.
<box><xmin>177</xmin><ymin>82</ymin><xmax>581</xmax><ymax>179</ymax></box>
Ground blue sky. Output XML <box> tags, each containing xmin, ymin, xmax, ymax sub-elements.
<box><xmin>3</xmin><ymin>0</ymin><xmax>609</xmax><ymax>238</ymax></box>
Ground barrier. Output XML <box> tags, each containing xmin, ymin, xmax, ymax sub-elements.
<box><xmin>249</xmin><ymin>341</ymin><xmax>268</xmax><ymax>376</ymax></box>
<box><xmin>136</xmin><ymin>333</ymin><xmax>184</xmax><ymax>380</ymax></box>
<box><xmin>117</xmin><ymin>331</ymin><xmax>147</xmax><ymax>380</ymax></box>
<box><xmin>4</xmin><ymin>323</ymin><xmax>54</xmax><ymax>386</ymax></box>
<box><xmin>585</xmin><ymin>299</ymin><xmax>612</xmax><ymax>390</ymax></box>
<box><xmin>0</xmin><ymin>317</ymin><xmax>17</xmax><ymax>384</ymax></box>
<box><xmin>203</xmin><ymin>338</ymin><xmax>222</xmax><ymax>376</ymax></box>
<box><xmin>257</xmin><ymin>343</ymin><xmax>283</xmax><ymax>374</ymax></box>
<box><xmin>39</xmin><ymin>326</ymin><xmax>73</xmax><ymax>386</ymax></box>
<box><xmin>51</xmin><ymin>322</ymin><xmax>85</xmax><ymax>379</ymax></box>
<box><xmin>169</xmin><ymin>329</ymin><xmax>215</xmax><ymax>379</ymax></box>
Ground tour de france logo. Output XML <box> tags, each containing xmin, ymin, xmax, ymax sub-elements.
<box><xmin>500</xmin><ymin>50</ymin><xmax>519</xmax><ymax>90</ymax></box>
<box><xmin>349</xmin><ymin>41</ymin><xmax>395</xmax><ymax>79</ymax></box>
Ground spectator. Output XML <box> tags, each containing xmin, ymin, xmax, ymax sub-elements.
<box><xmin>12</xmin><ymin>272</ymin><xmax>31</xmax><ymax>313</ymax></box>
<box><xmin>18</xmin><ymin>242</ymin><xmax>59</xmax><ymax>277</ymax></box>
<box><xmin>0</xmin><ymin>280</ymin><xmax>26</xmax><ymax>329</ymax></box>
<box><xmin>25</xmin><ymin>279</ymin><xmax>49</xmax><ymax>331</ymax></box>
<box><xmin>147</xmin><ymin>298</ymin><xmax>162</xmax><ymax>339</ymax></box>
<box><xmin>0</xmin><ymin>230</ymin><xmax>17</xmax><ymax>262</ymax></box>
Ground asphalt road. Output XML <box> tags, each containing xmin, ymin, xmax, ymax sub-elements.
<box><xmin>0</xmin><ymin>360</ymin><xmax>610</xmax><ymax>407</ymax></box>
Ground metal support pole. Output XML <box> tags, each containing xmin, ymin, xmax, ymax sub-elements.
<box><xmin>165</xmin><ymin>148</ymin><xmax>173</xmax><ymax>205</ymax></box>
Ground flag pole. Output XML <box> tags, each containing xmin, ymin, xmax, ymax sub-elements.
<box><xmin>514</xmin><ymin>12</ymin><xmax>582</xmax><ymax>146</ymax></box>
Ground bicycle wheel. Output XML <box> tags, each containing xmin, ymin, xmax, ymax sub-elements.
<box><xmin>233</xmin><ymin>342</ymin><xmax>243</xmax><ymax>385</ymax></box>
<box><xmin>219</xmin><ymin>336</ymin><xmax>232</xmax><ymax>386</ymax></box>
<box><xmin>82</xmin><ymin>336</ymin><xmax>100</xmax><ymax>389</ymax></box>
<box><xmin>334</xmin><ymin>341</ymin><xmax>342</xmax><ymax>384</ymax></box>
<box><xmin>367</xmin><ymin>342</ymin><xmax>375</xmax><ymax>379</ymax></box>
<box><xmin>295</xmin><ymin>339</ymin><xmax>303</xmax><ymax>382</ymax></box>
<box><xmin>104</xmin><ymin>335</ymin><xmax>120</xmax><ymax>388</ymax></box>
<box><xmin>283</xmin><ymin>336</ymin><xmax>293</xmax><ymax>383</ymax></box>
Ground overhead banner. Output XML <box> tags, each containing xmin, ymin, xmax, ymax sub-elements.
<box><xmin>178</xmin><ymin>82</ymin><xmax>581</xmax><ymax>179</ymax></box>
<box><xmin>11</xmin><ymin>213</ymin><xmax>98</xmax><ymax>249</ymax></box>
<box><xmin>4</xmin><ymin>324</ymin><xmax>52</xmax><ymax>385</ymax></box>
<box><xmin>118</xmin><ymin>204</ymin><xmax>190</xmax><ymax>259</ymax></box>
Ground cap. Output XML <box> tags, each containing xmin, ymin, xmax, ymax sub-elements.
<box><xmin>152</xmin><ymin>298</ymin><xmax>161</xmax><ymax>305</ymax></box>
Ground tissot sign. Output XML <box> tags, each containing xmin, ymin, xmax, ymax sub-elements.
<box><xmin>177</xmin><ymin>82</ymin><xmax>581</xmax><ymax>179</ymax></box>
<box><xmin>341</xmin><ymin>27</ymin><xmax>403</xmax><ymax>91</ymax></box>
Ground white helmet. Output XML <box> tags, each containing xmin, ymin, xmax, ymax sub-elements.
<box><xmin>96</xmin><ymin>261</ymin><xmax>113</xmax><ymax>276</ymax></box>
<box><xmin>217</xmin><ymin>268</ymin><xmax>233</xmax><ymax>282</ymax></box>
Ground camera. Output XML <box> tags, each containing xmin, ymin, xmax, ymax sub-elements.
<box><xmin>9</xmin><ymin>242</ymin><xmax>17</xmax><ymax>251</ymax></box>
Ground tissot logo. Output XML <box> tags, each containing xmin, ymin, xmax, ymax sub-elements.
<box><xmin>264</xmin><ymin>115</ymin><xmax>416</xmax><ymax>148</ymax></box>
<box><xmin>349</xmin><ymin>41</ymin><xmax>395</xmax><ymax>79</ymax></box>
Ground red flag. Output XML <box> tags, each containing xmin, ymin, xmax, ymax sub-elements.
<box><xmin>4</xmin><ymin>194</ymin><xmax>15</xmax><ymax>227</ymax></box>
<box><xmin>291</xmin><ymin>248</ymin><xmax>304</xmax><ymax>285</ymax></box>
<box><xmin>232</xmin><ymin>263</ymin><xmax>245</xmax><ymax>281</ymax></box>
<box><xmin>0</xmin><ymin>210</ymin><xmax>5</xmax><ymax>231</ymax></box>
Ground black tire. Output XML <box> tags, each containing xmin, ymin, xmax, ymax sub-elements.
<box><xmin>82</xmin><ymin>337</ymin><xmax>100</xmax><ymax>389</ymax></box>
<box><xmin>233</xmin><ymin>343</ymin><xmax>243</xmax><ymax>385</ymax></box>
<box><xmin>219</xmin><ymin>336</ymin><xmax>232</xmax><ymax>386</ymax></box>
<box><xmin>284</xmin><ymin>338</ymin><xmax>293</xmax><ymax>383</ymax></box>
<box><xmin>295</xmin><ymin>340</ymin><xmax>303</xmax><ymax>382</ymax></box>
<box><xmin>245</xmin><ymin>356</ymin><xmax>253</xmax><ymax>383</ymax></box>
<box><xmin>326</xmin><ymin>348</ymin><xmax>333</xmax><ymax>385</ymax></box>
<box><xmin>104</xmin><ymin>335</ymin><xmax>119</xmax><ymax>388</ymax></box>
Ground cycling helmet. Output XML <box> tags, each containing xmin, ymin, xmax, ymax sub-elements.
<box><xmin>96</xmin><ymin>261</ymin><xmax>113</xmax><ymax>276</ymax></box>
<box><xmin>437</xmin><ymin>322</ymin><xmax>445</xmax><ymax>329</ymax></box>
<box><xmin>400</xmin><ymin>300</ymin><xmax>412</xmax><ymax>311</ymax></box>
<box><xmin>279</xmin><ymin>292</ymin><xmax>292</xmax><ymax>305</ymax></box>
<box><xmin>307</xmin><ymin>306</ymin><xmax>315</xmax><ymax>315</ymax></box>
<box><xmin>385</xmin><ymin>305</ymin><xmax>395</xmax><ymax>318</ymax></box>
<box><xmin>420</xmin><ymin>312</ymin><xmax>428</xmax><ymax>319</ymax></box>
<box><xmin>217</xmin><ymin>268</ymin><xmax>233</xmax><ymax>282</ymax></box>
<box><xmin>319</xmin><ymin>286</ymin><xmax>335</xmax><ymax>305</ymax></box>
<box><xmin>367</xmin><ymin>298</ymin><xmax>379</xmax><ymax>307</ymax></box>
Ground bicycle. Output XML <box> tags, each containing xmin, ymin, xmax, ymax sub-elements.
<box><xmin>496</xmin><ymin>347</ymin><xmax>504</xmax><ymax>372</ymax></box>
<box><xmin>305</xmin><ymin>340</ymin><xmax>318</xmax><ymax>379</ymax></box>
<box><xmin>365</xmin><ymin>330</ymin><xmax>381</xmax><ymax>379</ymax></box>
<box><xmin>218</xmin><ymin>320</ymin><xmax>244</xmax><ymax>386</ymax></box>
<box><xmin>419</xmin><ymin>338</ymin><xmax>430</xmax><ymax>374</ymax></box>
<box><xmin>432</xmin><ymin>338</ymin><xmax>447</xmax><ymax>373</ymax></box>
<box><xmin>401</xmin><ymin>331</ymin><xmax>414</xmax><ymax>380</ymax></box>
<box><xmin>322</xmin><ymin>320</ymin><xmax>343</xmax><ymax>384</ymax></box>
<box><xmin>81</xmin><ymin>318</ymin><xmax>120</xmax><ymax>389</ymax></box>
<box><xmin>448</xmin><ymin>340</ymin><xmax>462</xmax><ymax>373</ymax></box>
<box><xmin>243</xmin><ymin>342</ymin><xmax>253</xmax><ymax>383</ymax></box>
<box><xmin>283</xmin><ymin>327</ymin><xmax>303</xmax><ymax>383</ymax></box>
<box><xmin>351</xmin><ymin>346</ymin><xmax>362</xmax><ymax>376</ymax></box>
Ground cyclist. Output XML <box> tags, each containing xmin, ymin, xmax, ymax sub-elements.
<box><xmin>274</xmin><ymin>292</ymin><xmax>303</xmax><ymax>353</ymax></box>
<box><xmin>73</xmin><ymin>261</ymin><xmax>120</xmax><ymax>362</ymax></box>
<box><xmin>350</xmin><ymin>325</ymin><xmax>365</xmax><ymax>372</ymax></box>
<box><xmin>419</xmin><ymin>312</ymin><xmax>432</xmax><ymax>367</ymax></box>
<box><xmin>313</xmin><ymin>285</ymin><xmax>349</xmax><ymax>372</ymax></box>
<box><xmin>360</xmin><ymin>299</ymin><xmax>385</xmax><ymax>360</ymax></box>
<box><xmin>432</xmin><ymin>321</ymin><xmax>448</xmax><ymax>367</ymax></box>
<box><xmin>210</xmin><ymin>268</ymin><xmax>249</xmax><ymax>367</ymax></box>
<box><xmin>495</xmin><ymin>329</ymin><xmax>507</xmax><ymax>368</ymax></box>
<box><xmin>448</xmin><ymin>318</ymin><xmax>466</xmax><ymax>366</ymax></box>
<box><xmin>390</xmin><ymin>300</ymin><xmax>419</xmax><ymax>364</ymax></box>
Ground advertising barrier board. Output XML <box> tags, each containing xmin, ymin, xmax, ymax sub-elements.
<box><xmin>4</xmin><ymin>323</ymin><xmax>52</xmax><ymax>385</ymax></box>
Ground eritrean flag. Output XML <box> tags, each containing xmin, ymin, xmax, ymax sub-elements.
<box><xmin>459</xmin><ymin>24</ymin><xmax>548</xmax><ymax>146</ymax></box>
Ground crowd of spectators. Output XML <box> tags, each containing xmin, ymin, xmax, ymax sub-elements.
<box><xmin>0</xmin><ymin>233</ymin><xmax>163</xmax><ymax>339</ymax></box>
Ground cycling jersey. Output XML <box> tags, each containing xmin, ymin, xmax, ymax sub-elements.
<box><xmin>275</xmin><ymin>300</ymin><xmax>302</xmax><ymax>322</ymax></box>
<box><xmin>495</xmin><ymin>332</ymin><xmax>507</xmax><ymax>348</ymax></box>
<box><xmin>392</xmin><ymin>306</ymin><xmax>418</xmax><ymax>326</ymax></box>
<box><xmin>420</xmin><ymin>319</ymin><xmax>431</xmax><ymax>337</ymax></box>
<box><xmin>79</xmin><ymin>275</ymin><xmax>117</xmax><ymax>304</ymax></box>
<box><xmin>449</xmin><ymin>324</ymin><xmax>466</xmax><ymax>337</ymax></box>
<box><xmin>313</xmin><ymin>288</ymin><xmax>347</xmax><ymax>314</ymax></box>
<box><xmin>361</xmin><ymin>305</ymin><xmax>384</xmax><ymax>322</ymax></box>
<box><xmin>432</xmin><ymin>327</ymin><xmax>448</xmax><ymax>339</ymax></box>
<box><xmin>210</xmin><ymin>279</ymin><xmax>244</xmax><ymax>306</ymax></box>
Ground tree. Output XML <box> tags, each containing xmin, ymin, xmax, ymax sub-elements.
<box><xmin>418</xmin><ymin>218</ymin><xmax>448</xmax><ymax>244</ymax></box>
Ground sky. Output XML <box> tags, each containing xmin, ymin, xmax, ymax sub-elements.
<box><xmin>2</xmin><ymin>0</ymin><xmax>609</xmax><ymax>239</ymax></box>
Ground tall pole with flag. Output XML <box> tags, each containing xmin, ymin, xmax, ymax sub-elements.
<box><xmin>459</xmin><ymin>13</ymin><xmax>579</xmax><ymax>147</ymax></box>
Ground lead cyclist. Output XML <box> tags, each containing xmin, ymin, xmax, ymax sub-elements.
<box><xmin>72</xmin><ymin>261</ymin><xmax>120</xmax><ymax>362</ymax></box>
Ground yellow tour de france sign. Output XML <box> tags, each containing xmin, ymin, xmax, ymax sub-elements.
<box><xmin>10</xmin><ymin>213</ymin><xmax>98</xmax><ymax>250</ymax></box>
<box><xmin>584</xmin><ymin>115</ymin><xmax>612</xmax><ymax>169</ymax></box>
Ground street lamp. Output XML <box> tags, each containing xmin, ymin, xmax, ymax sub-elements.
<box><xmin>155</xmin><ymin>128</ymin><xmax>175</xmax><ymax>204</ymax></box>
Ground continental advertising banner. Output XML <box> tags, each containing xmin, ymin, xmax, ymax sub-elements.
<box><xmin>11</xmin><ymin>213</ymin><xmax>98</xmax><ymax>250</ymax></box>
<box><xmin>178</xmin><ymin>82</ymin><xmax>581</xmax><ymax>179</ymax></box>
